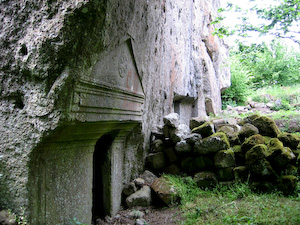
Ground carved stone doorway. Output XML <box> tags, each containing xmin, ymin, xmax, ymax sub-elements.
<box><xmin>92</xmin><ymin>133</ymin><xmax>114</xmax><ymax>223</ymax></box>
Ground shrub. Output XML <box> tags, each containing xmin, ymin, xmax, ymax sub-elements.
<box><xmin>222</xmin><ymin>50</ymin><xmax>253</xmax><ymax>109</ymax></box>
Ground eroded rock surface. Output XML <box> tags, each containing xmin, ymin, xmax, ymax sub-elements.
<box><xmin>0</xmin><ymin>0</ymin><xmax>230</xmax><ymax>223</ymax></box>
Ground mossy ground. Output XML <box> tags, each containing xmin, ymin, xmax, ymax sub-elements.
<box><xmin>166</xmin><ymin>175</ymin><xmax>300</xmax><ymax>225</ymax></box>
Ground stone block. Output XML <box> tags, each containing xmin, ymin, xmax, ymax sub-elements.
<box><xmin>165</xmin><ymin>148</ymin><xmax>178</xmax><ymax>163</ymax></box>
<box><xmin>251</xmin><ymin>116</ymin><xmax>281</xmax><ymax>138</ymax></box>
<box><xmin>192</xmin><ymin>122</ymin><xmax>215</xmax><ymax>138</ymax></box>
<box><xmin>150</xmin><ymin>177</ymin><xmax>178</xmax><ymax>205</ymax></box>
<box><xmin>181</xmin><ymin>156</ymin><xmax>213</xmax><ymax>173</ymax></box>
<box><xmin>189</xmin><ymin>117</ymin><xmax>208</xmax><ymax>130</ymax></box>
<box><xmin>140</xmin><ymin>170</ymin><xmax>158</xmax><ymax>186</ymax></box>
<box><xmin>164</xmin><ymin>163</ymin><xmax>181</xmax><ymax>175</ymax></box>
<box><xmin>126</xmin><ymin>186</ymin><xmax>152</xmax><ymax>207</ymax></box>
<box><xmin>194</xmin><ymin>132</ymin><xmax>230</xmax><ymax>155</ymax></box>
<box><xmin>146</xmin><ymin>152</ymin><xmax>166</xmax><ymax>171</ymax></box>
<box><xmin>123</xmin><ymin>182</ymin><xmax>137</xmax><ymax>196</ymax></box>
<box><xmin>216</xmin><ymin>167</ymin><xmax>235</xmax><ymax>181</ymax></box>
<box><xmin>214</xmin><ymin>149</ymin><xmax>235</xmax><ymax>168</ymax></box>
<box><xmin>134</xmin><ymin>178</ymin><xmax>145</xmax><ymax>189</ymax></box>
<box><xmin>150</xmin><ymin>139</ymin><xmax>164</xmax><ymax>153</ymax></box>
<box><xmin>170</xmin><ymin>124</ymin><xmax>191</xmax><ymax>144</ymax></box>
<box><xmin>233</xmin><ymin>166</ymin><xmax>249</xmax><ymax>182</ymax></box>
<box><xmin>193</xmin><ymin>171</ymin><xmax>218</xmax><ymax>188</ymax></box>
<box><xmin>175</xmin><ymin>140</ymin><xmax>192</xmax><ymax>155</ymax></box>
<box><xmin>185</xmin><ymin>133</ymin><xmax>202</xmax><ymax>145</ymax></box>
<box><xmin>163</xmin><ymin>113</ymin><xmax>180</xmax><ymax>128</ymax></box>
<box><xmin>238</xmin><ymin>123</ymin><xmax>259</xmax><ymax>142</ymax></box>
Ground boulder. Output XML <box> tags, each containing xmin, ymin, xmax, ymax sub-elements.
<box><xmin>0</xmin><ymin>210</ymin><xmax>16</xmax><ymax>225</ymax></box>
<box><xmin>238</xmin><ymin>123</ymin><xmax>259</xmax><ymax>142</ymax></box>
<box><xmin>214</xmin><ymin>149</ymin><xmax>235</xmax><ymax>168</ymax></box>
<box><xmin>181</xmin><ymin>156</ymin><xmax>213</xmax><ymax>173</ymax></box>
<box><xmin>163</xmin><ymin>113</ymin><xmax>180</xmax><ymax>128</ymax></box>
<box><xmin>267</xmin><ymin>138</ymin><xmax>295</xmax><ymax>170</ymax></box>
<box><xmin>123</xmin><ymin>182</ymin><xmax>137</xmax><ymax>196</ymax></box>
<box><xmin>232</xmin><ymin>145</ymin><xmax>245</xmax><ymax>166</ymax></box>
<box><xmin>164</xmin><ymin>164</ymin><xmax>181</xmax><ymax>175</ymax></box>
<box><xmin>245</xmin><ymin>144</ymin><xmax>277</xmax><ymax>178</ymax></box>
<box><xmin>216</xmin><ymin>167</ymin><xmax>235</xmax><ymax>181</ymax></box>
<box><xmin>250</xmin><ymin>181</ymin><xmax>275</xmax><ymax>193</ymax></box>
<box><xmin>185</xmin><ymin>133</ymin><xmax>202</xmax><ymax>145</ymax></box>
<box><xmin>134</xmin><ymin>178</ymin><xmax>145</xmax><ymax>189</ymax></box>
<box><xmin>140</xmin><ymin>170</ymin><xmax>158</xmax><ymax>186</ymax></box>
<box><xmin>165</xmin><ymin>147</ymin><xmax>178</xmax><ymax>163</ymax></box>
<box><xmin>251</xmin><ymin>116</ymin><xmax>281</xmax><ymax>137</ymax></box>
<box><xmin>189</xmin><ymin>116</ymin><xmax>208</xmax><ymax>130</ymax></box>
<box><xmin>192</xmin><ymin>122</ymin><xmax>215</xmax><ymax>138</ymax></box>
<box><xmin>193</xmin><ymin>171</ymin><xmax>218</xmax><ymax>188</ymax></box>
<box><xmin>146</xmin><ymin>152</ymin><xmax>166</xmax><ymax>171</ymax></box>
<box><xmin>239</xmin><ymin>114</ymin><xmax>260</xmax><ymax>126</ymax></box>
<box><xmin>278</xmin><ymin>132</ymin><xmax>300</xmax><ymax>150</ymax></box>
<box><xmin>212</xmin><ymin>118</ymin><xmax>227</xmax><ymax>131</ymax></box>
<box><xmin>194</xmin><ymin>132</ymin><xmax>230</xmax><ymax>155</ymax></box>
<box><xmin>150</xmin><ymin>139</ymin><xmax>164</xmax><ymax>153</ymax></box>
<box><xmin>170</xmin><ymin>124</ymin><xmax>191</xmax><ymax>144</ymax></box>
<box><xmin>175</xmin><ymin>140</ymin><xmax>192</xmax><ymax>155</ymax></box>
<box><xmin>217</xmin><ymin>125</ymin><xmax>240</xmax><ymax>146</ymax></box>
<box><xmin>241</xmin><ymin>134</ymin><xmax>265</xmax><ymax>154</ymax></box>
<box><xmin>151</xmin><ymin>177</ymin><xmax>178</xmax><ymax>205</ymax></box>
<box><xmin>233</xmin><ymin>166</ymin><xmax>249</xmax><ymax>182</ymax></box>
<box><xmin>277</xmin><ymin>175</ymin><xmax>297</xmax><ymax>195</ymax></box>
<box><xmin>126</xmin><ymin>186</ymin><xmax>152</xmax><ymax>207</ymax></box>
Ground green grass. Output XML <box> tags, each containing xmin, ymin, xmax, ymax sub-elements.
<box><xmin>249</xmin><ymin>84</ymin><xmax>300</xmax><ymax>105</ymax></box>
<box><xmin>166</xmin><ymin>175</ymin><xmax>300</xmax><ymax>225</ymax></box>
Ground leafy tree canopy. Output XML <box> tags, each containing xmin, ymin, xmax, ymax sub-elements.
<box><xmin>215</xmin><ymin>0</ymin><xmax>300</xmax><ymax>44</ymax></box>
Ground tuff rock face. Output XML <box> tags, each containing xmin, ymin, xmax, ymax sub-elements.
<box><xmin>0</xmin><ymin>0</ymin><xmax>230</xmax><ymax>224</ymax></box>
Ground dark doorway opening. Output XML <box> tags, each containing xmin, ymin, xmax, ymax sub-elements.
<box><xmin>92</xmin><ymin>133</ymin><xmax>115</xmax><ymax>224</ymax></box>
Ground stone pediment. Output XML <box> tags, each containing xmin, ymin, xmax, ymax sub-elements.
<box><xmin>71</xmin><ymin>40</ymin><xmax>144</xmax><ymax>122</ymax></box>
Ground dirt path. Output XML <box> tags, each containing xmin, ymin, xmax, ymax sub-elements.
<box><xmin>97</xmin><ymin>206</ymin><xmax>183</xmax><ymax>225</ymax></box>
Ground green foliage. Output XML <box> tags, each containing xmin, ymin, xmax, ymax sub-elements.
<box><xmin>237</xmin><ymin>40</ymin><xmax>300</xmax><ymax>87</ymax></box>
<box><xmin>214</xmin><ymin>0</ymin><xmax>300</xmax><ymax>44</ymax></box>
<box><xmin>250</xmin><ymin>0</ymin><xmax>300</xmax><ymax>43</ymax></box>
<box><xmin>222</xmin><ymin>49</ymin><xmax>253</xmax><ymax>108</ymax></box>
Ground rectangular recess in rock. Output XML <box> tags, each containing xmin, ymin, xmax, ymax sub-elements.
<box><xmin>71</xmin><ymin>40</ymin><xmax>145</xmax><ymax>122</ymax></box>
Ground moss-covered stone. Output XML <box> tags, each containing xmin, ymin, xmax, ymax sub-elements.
<box><xmin>277</xmin><ymin>175</ymin><xmax>297</xmax><ymax>195</ymax></box>
<box><xmin>232</xmin><ymin>145</ymin><xmax>245</xmax><ymax>166</ymax></box>
<box><xmin>193</xmin><ymin>171</ymin><xmax>218</xmax><ymax>188</ymax></box>
<box><xmin>189</xmin><ymin>117</ymin><xmax>207</xmax><ymax>130</ymax></box>
<box><xmin>217</xmin><ymin>125</ymin><xmax>240</xmax><ymax>146</ymax></box>
<box><xmin>233</xmin><ymin>166</ymin><xmax>249</xmax><ymax>182</ymax></box>
<box><xmin>181</xmin><ymin>156</ymin><xmax>213</xmax><ymax>174</ymax></box>
<box><xmin>150</xmin><ymin>176</ymin><xmax>178</xmax><ymax>205</ymax></box>
<box><xmin>214</xmin><ymin>149</ymin><xmax>235</xmax><ymax>168</ymax></box>
<box><xmin>194</xmin><ymin>132</ymin><xmax>230</xmax><ymax>155</ymax></box>
<box><xmin>241</xmin><ymin>134</ymin><xmax>265</xmax><ymax>154</ymax></box>
<box><xmin>278</xmin><ymin>132</ymin><xmax>300</xmax><ymax>150</ymax></box>
<box><xmin>192</xmin><ymin>122</ymin><xmax>215</xmax><ymax>138</ymax></box>
<box><xmin>267</xmin><ymin>138</ymin><xmax>296</xmax><ymax>170</ymax></box>
<box><xmin>146</xmin><ymin>152</ymin><xmax>166</xmax><ymax>171</ymax></box>
<box><xmin>239</xmin><ymin>114</ymin><xmax>260</xmax><ymax>126</ymax></box>
<box><xmin>250</xmin><ymin>181</ymin><xmax>275</xmax><ymax>193</ymax></box>
<box><xmin>238</xmin><ymin>123</ymin><xmax>259</xmax><ymax>142</ymax></box>
<box><xmin>251</xmin><ymin>116</ymin><xmax>281</xmax><ymax>137</ymax></box>
<box><xmin>216</xmin><ymin>167</ymin><xmax>235</xmax><ymax>181</ymax></box>
<box><xmin>245</xmin><ymin>144</ymin><xmax>277</xmax><ymax>178</ymax></box>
